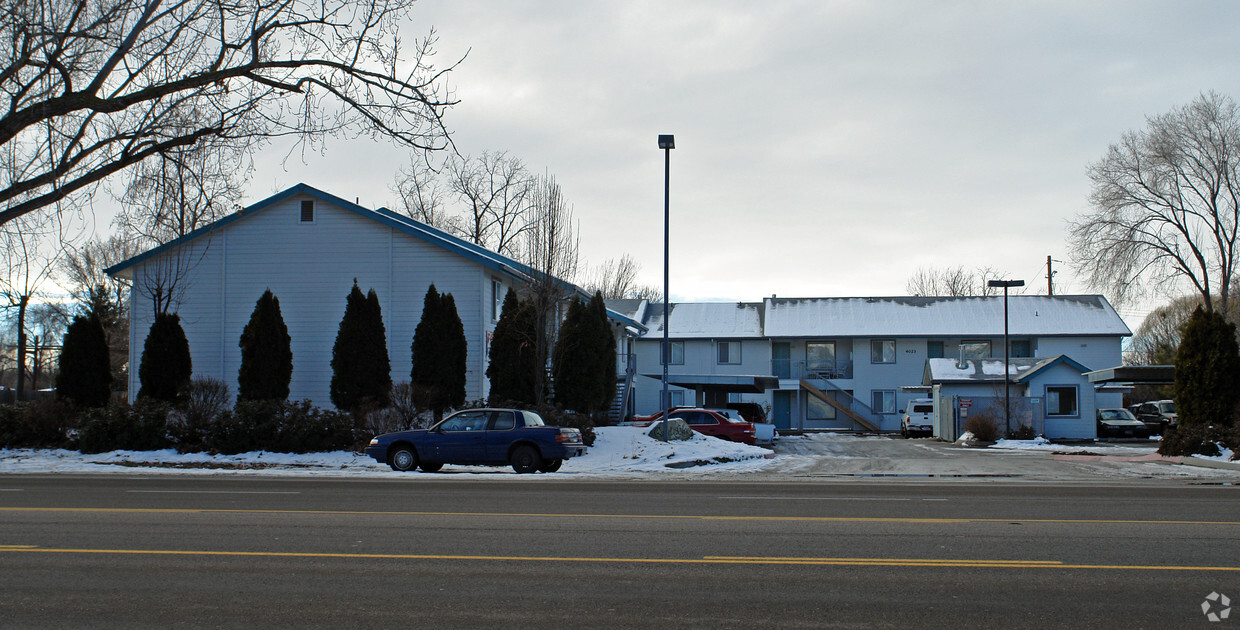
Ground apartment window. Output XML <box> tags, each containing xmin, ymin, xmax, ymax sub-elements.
<box><xmin>807</xmin><ymin>394</ymin><xmax>836</xmax><ymax>420</ymax></box>
<box><xmin>959</xmin><ymin>340</ymin><xmax>991</xmax><ymax>361</ymax></box>
<box><xmin>1010</xmin><ymin>339</ymin><xmax>1032</xmax><ymax>358</ymax></box>
<box><xmin>807</xmin><ymin>341</ymin><xmax>836</xmax><ymax>370</ymax></box>
<box><xmin>299</xmin><ymin>200</ymin><xmax>315</xmax><ymax>222</ymax></box>
<box><xmin>492</xmin><ymin>280</ymin><xmax>504</xmax><ymax>321</ymax></box>
<box><xmin>927</xmin><ymin>341</ymin><xmax>944</xmax><ymax>359</ymax></box>
<box><xmin>871</xmin><ymin>390</ymin><xmax>896</xmax><ymax>414</ymax></box>
<box><xmin>661</xmin><ymin>341</ymin><xmax>684</xmax><ymax>365</ymax></box>
<box><xmin>717</xmin><ymin>341</ymin><xmax>741</xmax><ymax>365</ymax></box>
<box><xmin>870</xmin><ymin>339</ymin><xmax>896</xmax><ymax>364</ymax></box>
<box><xmin>1045</xmin><ymin>385</ymin><xmax>1079</xmax><ymax>417</ymax></box>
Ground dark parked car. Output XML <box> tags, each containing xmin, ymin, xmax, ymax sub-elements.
<box><xmin>1129</xmin><ymin>400</ymin><xmax>1177</xmax><ymax>433</ymax></box>
<box><xmin>365</xmin><ymin>408</ymin><xmax>585</xmax><ymax>473</ymax></box>
<box><xmin>1096</xmin><ymin>408</ymin><xmax>1151</xmax><ymax>439</ymax></box>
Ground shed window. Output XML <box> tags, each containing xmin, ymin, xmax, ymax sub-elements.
<box><xmin>1046</xmin><ymin>386</ymin><xmax>1078</xmax><ymax>417</ymax></box>
<box><xmin>300</xmin><ymin>200</ymin><xmax>315</xmax><ymax>222</ymax></box>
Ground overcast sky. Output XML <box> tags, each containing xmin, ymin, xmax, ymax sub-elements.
<box><xmin>245</xmin><ymin>0</ymin><xmax>1240</xmax><ymax>329</ymax></box>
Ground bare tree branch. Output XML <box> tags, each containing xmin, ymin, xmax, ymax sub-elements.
<box><xmin>1</xmin><ymin>0</ymin><xmax>458</xmax><ymax>226</ymax></box>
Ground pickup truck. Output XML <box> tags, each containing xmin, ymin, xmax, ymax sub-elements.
<box><xmin>365</xmin><ymin>408</ymin><xmax>585</xmax><ymax>473</ymax></box>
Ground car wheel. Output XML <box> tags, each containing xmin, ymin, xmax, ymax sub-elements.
<box><xmin>538</xmin><ymin>458</ymin><xmax>563</xmax><ymax>473</ymax></box>
<box><xmin>901</xmin><ymin>426</ymin><xmax>909</xmax><ymax>438</ymax></box>
<box><xmin>510</xmin><ymin>445</ymin><xmax>542</xmax><ymax>474</ymax></box>
<box><xmin>418</xmin><ymin>462</ymin><xmax>443</xmax><ymax>473</ymax></box>
<box><xmin>388</xmin><ymin>445</ymin><xmax>418</xmax><ymax>472</ymax></box>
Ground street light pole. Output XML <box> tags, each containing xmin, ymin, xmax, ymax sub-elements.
<box><xmin>987</xmin><ymin>279</ymin><xmax>1024</xmax><ymax>438</ymax></box>
<box><xmin>658</xmin><ymin>134</ymin><xmax>675</xmax><ymax>442</ymax></box>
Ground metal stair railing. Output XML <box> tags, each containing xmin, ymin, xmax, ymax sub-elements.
<box><xmin>799</xmin><ymin>377</ymin><xmax>884</xmax><ymax>432</ymax></box>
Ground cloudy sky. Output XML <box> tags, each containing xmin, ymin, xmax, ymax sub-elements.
<box><xmin>245</xmin><ymin>0</ymin><xmax>1240</xmax><ymax>329</ymax></box>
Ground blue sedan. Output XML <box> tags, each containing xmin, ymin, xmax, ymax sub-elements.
<box><xmin>365</xmin><ymin>408</ymin><xmax>586</xmax><ymax>473</ymax></box>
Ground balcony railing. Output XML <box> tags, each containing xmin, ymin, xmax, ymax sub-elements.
<box><xmin>772</xmin><ymin>359</ymin><xmax>853</xmax><ymax>380</ymax></box>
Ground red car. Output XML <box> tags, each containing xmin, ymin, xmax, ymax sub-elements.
<box><xmin>640</xmin><ymin>408</ymin><xmax>757</xmax><ymax>445</ymax></box>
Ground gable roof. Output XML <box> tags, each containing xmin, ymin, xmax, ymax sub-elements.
<box><xmin>104</xmin><ymin>183</ymin><xmax>644</xmax><ymax>330</ymax></box>
<box><xmin>641</xmin><ymin>302</ymin><xmax>766</xmax><ymax>339</ymax></box>
<box><xmin>922</xmin><ymin>354</ymin><xmax>1091</xmax><ymax>385</ymax></box>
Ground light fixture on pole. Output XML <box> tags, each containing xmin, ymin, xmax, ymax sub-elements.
<box><xmin>658</xmin><ymin>134</ymin><xmax>674</xmax><ymax>442</ymax></box>
<box><xmin>987</xmin><ymin>279</ymin><xmax>1024</xmax><ymax>438</ymax></box>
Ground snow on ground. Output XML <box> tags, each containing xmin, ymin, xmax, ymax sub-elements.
<box><xmin>0</xmin><ymin>426</ymin><xmax>775</xmax><ymax>479</ymax></box>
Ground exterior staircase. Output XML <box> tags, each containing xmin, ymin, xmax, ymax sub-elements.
<box><xmin>799</xmin><ymin>379</ymin><xmax>881</xmax><ymax>432</ymax></box>
<box><xmin>607</xmin><ymin>353</ymin><xmax>637</xmax><ymax>424</ymax></box>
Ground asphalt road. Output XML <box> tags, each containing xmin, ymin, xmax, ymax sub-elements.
<box><xmin>1</xmin><ymin>475</ymin><xmax>1238</xmax><ymax>628</ymax></box>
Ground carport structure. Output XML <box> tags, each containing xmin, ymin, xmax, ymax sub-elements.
<box><xmin>1084</xmin><ymin>365</ymin><xmax>1175</xmax><ymax>386</ymax></box>
<box><xmin>644</xmin><ymin>374</ymin><xmax>779</xmax><ymax>408</ymax></box>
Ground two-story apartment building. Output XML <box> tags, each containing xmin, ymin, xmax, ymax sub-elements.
<box><xmin>610</xmin><ymin>295</ymin><xmax>1130</xmax><ymax>437</ymax></box>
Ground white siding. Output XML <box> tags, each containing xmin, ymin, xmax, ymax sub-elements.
<box><xmin>125</xmin><ymin>194</ymin><xmax>493</xmax><ymax>407</ymax></box>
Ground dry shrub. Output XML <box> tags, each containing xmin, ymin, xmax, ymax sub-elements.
<box><xmin>963</xmin><ymin>412</ymin><xmax>1000</xmax><ymax>442</ymax></box>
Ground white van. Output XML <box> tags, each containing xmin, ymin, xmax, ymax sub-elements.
<box><xmin>900</xmin><ymin>398</ymin><xmax>934</xmax><ymax>438</ymax></box>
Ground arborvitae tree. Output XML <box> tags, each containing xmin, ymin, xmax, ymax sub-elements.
<box><xmin>411</xmin><ymin>283</ymin><xmax>441</xmax><ymax>403</ymax></box>
<box><xmin>331</xmin><ymin>281</ymin><xmax>391</xmax><ymax>411</ymax></box>
<box><xmin>138</xmin><ymin>312</ymin><xmax>192</xmax><ymax>402</ymax></box>
<box><xmin>1174</xmin><ymin>306</ymin><xmax>1240</xmax><ymax>431</ymax></box>
<box><xmin>363</xmin><ymin>288</ymin><xmax>393</xmax><ymax>402</ymax></box>
<box><xmin>56</xmin><ymin>314</ymin><xmax>112</xmax><ymax>407</ymax></box>
<box><xmin>586</xmin><ymin>291</ymin><xmax>618</xmax><ymax>410</ymax></box>
<box><xmin>412</xmin><ymin>284</ymin><xmax>467</xmax><ymax>420</ymax></box>
<box><xmin>237</xmin><ymin>289</ymin><xmax>293</xmax><ymax>401</ymax></box>
<box><xmin>440</xmin><ymin>292</ymin><xmax>468</xmax><ymax>411</ymax></box>
<box><xmin>487</xmin><ymin>290</ymin><xmax>539</xmax><ymax>405</ymax></box>
<box><xmin>552</xmin><ymin>292</ymin><xmax>617</xmax><ymax>414</ymax></box>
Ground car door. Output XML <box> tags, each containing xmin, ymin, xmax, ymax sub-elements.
<box><xmin>434</xmin><ymin>410</ymin><xmax>489</xmax><ymax>462</ymax></box>
<box><xmin>484</xmin><ymin>410</ymin><xmax>520</xmax><ymax>461</ymax></box>
<box><xmin>680</xmin><ymin>411</ymin><xmax>722</xmax><ymax>438</ymax></box>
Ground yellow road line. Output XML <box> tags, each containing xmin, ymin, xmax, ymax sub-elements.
<box><xmin>0</xmin><ymin>546</ymin><xmax>1237</xmax><ymax>572</ymax></box>
<box><xmin>0</xmin><ymin>506</ymin><xmax>1237</xmax><ymax>526</ymax></box>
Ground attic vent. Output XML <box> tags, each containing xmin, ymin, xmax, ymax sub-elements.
<box><xmin>300</xmin><ymin>200</ymin><xmax>314</xmax><ymax>222</ymax></box>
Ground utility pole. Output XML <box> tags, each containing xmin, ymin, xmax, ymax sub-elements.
<box><xmin>1046</xmin><ymin>255</ymin><xmax>1055</xmax><ymax>296</ymax></box>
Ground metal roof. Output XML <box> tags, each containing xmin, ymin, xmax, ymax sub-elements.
<box><xmin>104</xmin><ymin>183</ymin><xmax>644</xmax><ymax>330</ymax></box>
<box><xmin>760</xmin><ymin>295</ymin><xmax>1130</xmax><ymax>338</ymax></box>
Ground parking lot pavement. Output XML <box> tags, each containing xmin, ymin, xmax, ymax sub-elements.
<box><xmin>761</xmin><ymin>432</ymin><xmax>1240</xmax><ymax>482</ymax></box>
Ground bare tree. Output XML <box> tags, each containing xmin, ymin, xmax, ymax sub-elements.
<box><xmin>446</xmin><ymin>151</ymin><xmax>535</xmax><ymax>256</ymax></box>
<box><xmin>905</xmin><ymin>265</ymin><xmax>1001</xmax><ymax>296</ymax></box>
<box><xmin>1126</xmin><ymin>294</ymin><xmax>1240</xmax><ymax>365</ymax></box>
<box><xmin>0</xmin><ymin>0</ymin><xmax>457</xmax><ymax>227</ymax></box>
<box><xmin>585</xmin><ymin>254</ymin><xmax>660</xmax><ymax>300</ymax></box>
<box><xmin>1070</xmin><ymin>92</ymin><xmax>1240</xmax><ymax>316</ymax></box>
<box><xmin>60</xmin><ymin>235</ymin><xmax>139</xmax><ymax>383</ymax></box>
<box><xmin>391</xmin><ymin>154</ymin><xmax>455</xmax><ymax>232</ymax></box>
<box><xmin>0</xmin><ymin>209</ymin><xmax>73</xmax><ymax>398</ymax></box>
<box><xmin>112</xmin><ymin>128</ymin><xmax>249</xmax><ymax>246</ymax></box>
<box><xmin>518</xmin><ymin>174</ymin><xmax>579</xmax><ymax>405</ymax></box>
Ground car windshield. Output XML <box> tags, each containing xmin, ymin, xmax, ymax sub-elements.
<box><xmin>1159</xmin><ymin>401</ymin><xmax>1176</xmax><ymax>413</ymax></box>
<box><xmin>1100</xmin><ymin>409</ymin><xmax>1135</xmax><ymax>421</ymax></box>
